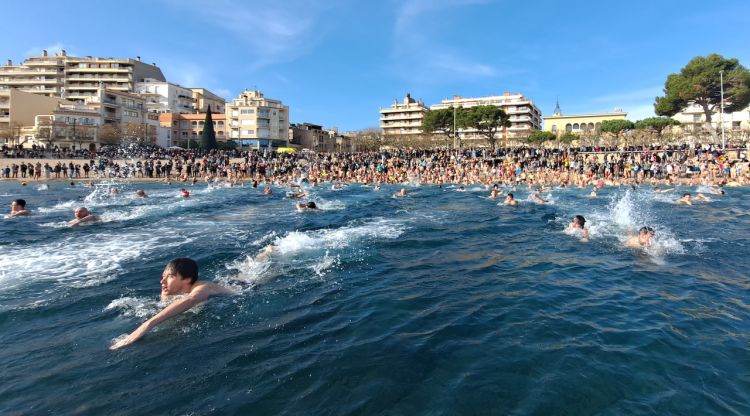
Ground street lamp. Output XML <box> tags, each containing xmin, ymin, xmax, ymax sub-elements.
<box><xmin>720</xmin><ymin>70</ymin><xmax>725</xmax><ymax>149</ymax></box>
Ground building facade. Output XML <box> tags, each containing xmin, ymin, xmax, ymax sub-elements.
<box><xmin>33</xmin><ymin>104</ymin><xmax>102</xmax><ymax>150</ymax></box>
<box><xmin>0</xmin><ymin>89</ymin><xmax>70</xmax><ymax>147</ymax></box>
<box><xmin>379</xmin><ymin>93</ymin><xmax>428</xmax><ymax>136</ymax></box>
<box><xmin>159</xmin><ymin>112</ymin><xmax>227</xmax><ymax>148</ymax></box>
<box><xmin>543</xmin><ymin>102</ymin><xmax>628</xmax><ymax>136</ymax></box>
<box><xmin>430</xmin><ymin>92</ymin><xmax>542</xmax><ymax>144</ymax></box>
<box><xmin>63</xmin><ymin>55</ymin><xmax>165</xmax><ymax>103</ymax></box>
<box><xmin>191</xmin><ymin>88</ymin><xmax>226</xmax><ymax>113</ymax></box>
<box><xmin>226</xmin><ymin>90</ymin><xmax>289</xmax><ymax>149</ymax></box>
<box><xmin>670</xmin><ymin>102</ymin><xmax>750</xmax><ymax>134</ymax></box>
<box><xmin>135</xmin><ymin>79</ymin><xmax>195</xmax><ymax>114</ymax></box>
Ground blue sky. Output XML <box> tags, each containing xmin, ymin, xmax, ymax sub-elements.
<box><xmin>2</xmin><ymin>0</ymin><xmax>749</xmax><ymax>131</ymax></box>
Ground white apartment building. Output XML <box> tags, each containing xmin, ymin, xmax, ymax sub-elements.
<box><xmin>64</xmin><ymin>55</ymin><xmax>165</xmax><ymax>103</ymax></box>
<box><xmin>191</xmin><ymin>88</ymin><xmax>225</xmax><ymax>113</ymax></box>
<box><xmin>379</xmin><ymin>93</ymin><xmax>428</xmax><ymax>136</ymax></box>
<box><xmin>430</xmin><ymin>92</ymin><xmax>542</xmax><ymax>143</ymax></box>
<box><xmin>135</xmin><ymin>79</ymin><xmax>195</xmax><ymax>114</ymax></box>
<box><xmin>226</xmin><ymin>90</ymin><xmax>289</xmax><ymax>149</ymax></box>
<box><xmin>671</xmin><ymin>102</ymin><xmax>750</xmax><ymax>133</ymax></box>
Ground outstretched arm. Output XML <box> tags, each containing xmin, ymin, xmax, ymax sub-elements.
<box><xmin>110</xmin><ymin>291</ymin><xmax>209</xmax><ymax>350</ymax></box>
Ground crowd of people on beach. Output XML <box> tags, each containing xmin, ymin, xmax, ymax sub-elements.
<box><xmin>2</xmin><ymin>143</ymin><xmax>748</xmax><ymax>188</ymax></box>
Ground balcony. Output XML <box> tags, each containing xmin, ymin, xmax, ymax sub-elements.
<box><xmin>65</xmin><ymin>67</ymin><xmax>130</xmax><ymax>73</ymax></box>
<box><xmin>0</xmin><ymin>78</ymin><xmax>62</xmax><ymax>85</ymax></box>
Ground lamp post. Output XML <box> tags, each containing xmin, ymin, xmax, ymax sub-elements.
<box><xmin>720</xmin><ymin>70</ymin><xmax>725</xmax><ymax>149</ymax></box>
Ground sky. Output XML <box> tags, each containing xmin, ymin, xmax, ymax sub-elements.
<box><xmin>2</xmin><ymin>0</ymin><xmax>749</xmax><ymax>132</ymax></box>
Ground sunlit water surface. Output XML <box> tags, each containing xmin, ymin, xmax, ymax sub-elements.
<box><xmin>1</xmin><ymin>181</ymin><xmax>748</xmax><ymax>415</ymax></box>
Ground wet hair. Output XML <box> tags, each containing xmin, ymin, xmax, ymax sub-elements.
<box><xmin>507</xmin><ymin>193</ymin><xmax>514</xmax><ymax>198</ymax></box>
<box><xmin>165</xmin><ymin>258</ymin><xmax>198</xmax><ymax>284</ymax></box>
<box><xmin>639</xmin><ymin>226</ymin><xmax>655</xmax><ymax>235</ymax></box>
<box><xmin>307</xmin><ymin>201</ymin><xmax>317</xmax><ymax>209</ymax></box>
<box><xmin>13</xmin><ymin>199</ymin><xmax>26</xmax><ymax>208</ymax></box>
<box><xmin>683</xmin><ymin>192</ymin><xmax>691</xmax><ymax>197</ymax></box>
<box><xmin>573</xmin><ymin>215</ymin><xmax>586</xmax><ymax>226</ymax></box>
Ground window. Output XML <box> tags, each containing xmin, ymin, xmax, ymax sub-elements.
<box><xmin>551</xmin><ymin>125</ymin><xmax>558</xmax><ymax>133</ymax></box>
<box><xmin>181</xmin><ymin>132</ymin><xmax>188</xmax><ymax>137</ymax></box>
<box><xmin>565</xmin><ymin>123</ymin><xmax>572</xmax><ymax>133</ymax></box>
<box><xmin>732</xmin><ymin>121</ymin><xmax>741</xmax><ymax>130</ymax></box>
<box><xmin>240</xmin><ymin>109</ymin><xmax>255</xmax><ymax>114</ymax></box>
<box><xmin>231</xmin><ymin>110</ymin><xmax>239</xmax><ymax>117</ymax></box>
<box><xmin>180</xmin><ymin>121</ymin><xmax>189</xmax><ymax>129</ymax></box>
<box><xmin>191</xmin><ymin>121</ymin><xmax>198</xmax><ymax>126</ymax></box>
<box><xmin>243</xmin><ymin>129</ymin><xmax>254</xmax><ymax>135</ymax></box>
<box><xmin>241</xmin><ymin>119</ymin><xmax>253</xmax><ymax>125</ymax></box>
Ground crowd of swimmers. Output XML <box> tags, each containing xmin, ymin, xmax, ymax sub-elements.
<box><xmin>3</xmin><ymin>143</ymin><xmax>744</xmax><ymax>350</ymax></box>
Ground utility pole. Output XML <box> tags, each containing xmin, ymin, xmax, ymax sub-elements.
<box><xmin>720</xmin><ymin>70</ymin><xmax>725</xmax><ymax>149</ymax></box>
<box><xmin>453</xmin><ymin>105</ymin><xmax>457</xmax><ymax>149</ymax></box>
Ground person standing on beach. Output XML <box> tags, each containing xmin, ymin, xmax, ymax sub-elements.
<box><xmin>110</xmin><ymin>258</ymin><xmax>233</xmax><ymax>350</ymax></box>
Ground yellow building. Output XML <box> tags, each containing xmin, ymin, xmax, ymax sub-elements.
<box><xmin>543</xmin><ymin>101</ymin><xmax>627</xmax><ymax>136</ymax></box>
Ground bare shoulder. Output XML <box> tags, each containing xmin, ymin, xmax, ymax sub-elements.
<box><xmin>190</xmin><ymin>281</ymin><xmax>234</xmax><ymax>299</ymax></box>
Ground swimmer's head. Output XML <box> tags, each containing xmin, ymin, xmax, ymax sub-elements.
<box><xmin>307</xmin><ymin>201</ymin><xmax>317</xmax><ymax>209</ymax></box>
<box><xmin>74</xmin><ymin>207</ymin><xmax>90</xmax><ymax>219</ymax></box>
<box><xmin>164</xmin><ymin>257</ymin><xmax>199</xmax><ymax>284</ymax></box>
<box><xmin>12</xmin><ymin>199</ymin><xmax>26</xmax><ymax>209</ymax></box>
<box><xmin>573</xmin><ymin>215</ymin><xmax>586</xmax><ymax>227</ymax></box>
<box><xmin>683</xmin><ymin>192</ymin><xmax>691</xmax><ymax>198</ymax></box>
<box><xmin>136</xmin><ymin>190</ymin><xmax>146</xmax><ymax>197</ymax></box>
<box><xmin>507</xmin><ymin>193</ymin><xmax>514</xmax><ymax>199</ymax></box>
<box><xmin>639</xmin><ymin>226</ymin><xmax>655</xmax><ymax>237</ymax></box>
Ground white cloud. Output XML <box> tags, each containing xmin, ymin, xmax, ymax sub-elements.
<box><xmin>165</xmin><ymin>0</ymin><xmax>334</xmax><ymax>69</ymax></box>
<box><xmin>391</xmin><ymin>0</ymin><xmax>496</xmax><ymax>83</ymax></box>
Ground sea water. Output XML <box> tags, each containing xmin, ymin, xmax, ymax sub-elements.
<box><xmin>0</xmin><ymin>181</ymin><xmax>748</xmax><ymax>415</ymax></box>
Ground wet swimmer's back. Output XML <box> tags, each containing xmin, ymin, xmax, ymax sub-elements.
<box><xmin>111</xmin><ymin>258</ymin><xmax>233</xmax><ymax>350</ymax></box>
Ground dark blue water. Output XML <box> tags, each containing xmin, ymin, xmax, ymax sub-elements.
<box><xmin>1</xmin><ymin>181</ymin><xmax>748</xmax><ymax>415</ymax></box>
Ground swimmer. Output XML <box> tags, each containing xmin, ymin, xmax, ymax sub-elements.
<box><xmin>263</xmin><ymin>186</ymin><xmax>273</xmax><ymax>195</ymax></box>
<box><xmin>625</xmin><ymin>226</ymin><xmax>656</xmax><ymax>248</ymax></box>
<box><xmin>70</xmin><ymin>182</ymin><xmax>75</xmax><ymax>186</ymax></box>
<box><xmin>180</xmin><ymin>189</ymin><xmax>190</xmax><ymax>198</ymax></box>
<box><xmin>676</xmin><ymin>193</ymin><xmax>692</xmax><ymax>205</ymax></box>
<box><xmin>135</xmin><ymin>190</ymin><xmax>147</xmax><ymax>198</ymax></box>
<box><xmin>296</xmin><ymin>201</ymin><xmax>318</xmax><ymax>210</ymax></box>
<box><xmin>9</xmin><ymin>199</ymin><xmax>30</xmax><ymax>217</ymax></box>
<box><xmin>568</xmin><ymin>215</ymin><xmax>589</xmax><ymax>242</ymax></box>
<box><xmin>393</xmin><ymin>188</ymin><xmax>408</xmax><ymax>198</ymax></box>
<box><xmin>456</xmin><ymin>186</ymin><xmax>466</xmax><ymax>192</ymax></box>
<box><xmin>110</xmin><ymin>258</ymin><xmax>233</xmax><ymax>350</ymax></box>
<box><xmin>653</xmin><ymin>186</ymin><xmax>674</xmax><ymax>193</ymax></box>
<box><xmin>374</xmin><ymin>183</ymin><xmax>381</xmax><ymax>191</ymax></box>
<box><xmin>110</xmin><ymin>187</ymin><xmax>119</xmax><ymax>195</ymax></box>
<box><xmin>68</xmin><ymin>207</ymin><xmax>100</xmax><ymax>227</ymax></box>
<box><xmin>587</xmin><ymin>188</ymin><xmax>597</xmax><ymax>198</ymax></box>
<box><xmin>695</xmin><ymin>193</ymin><xmax>712</xmax><ymax>202</ymax></box>
<box><xmin>532</xmin><ymin>193</ymin><xmax>547</xmax><ymax>204</ymax></box>
<box><xmin>287</xmin><ymin>190</ymin><xmax>307</xmax><ymax>199</ymax></box>
<box><xmin>254</xmin><ymin>245</ymin><xmax>275</xmax><ymax>262</ymax></box>
<box><xmin>504</xmin><ymin>193</ymin><xmax>518</xmax><ymax>206</ymax></box>
<box><xmin>489</xmin><ymin>189</ymin><xmax>499</xmax><ymax>199</ymax></box>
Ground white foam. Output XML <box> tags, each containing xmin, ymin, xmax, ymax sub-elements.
<box><xmin>0</xmin><ymin>230</ymin><xmax>195</xmax><ymax>292</ymax></box>
<box><xmin>104</xmin><ymin>296</ymin><xmax>161</xmax><ymax>319</ymax></box>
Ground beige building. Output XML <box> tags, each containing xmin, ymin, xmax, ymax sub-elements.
<box><xmin>543</xmin><ymin>101</ymin><xmax>628</xmax><ymax>136</ymax></box>
<box><xmin>226</xmin><ymin>90</ymin><xmax>289</xmax><ymax>149</ymax></box>
<box><xmin>0</xmin><ymin>52</ymin><xmax>66</xmax><ymax>98</ymax></box>
<box><xmin>33</xmin><ymin>104</ymin><xmax>102</xmax><ymax>150</ymax></box>
<box><xmin>430</xmin><ymin>92</ymin><xmax>542</xmax><ymax>144</ymax></box>
<box><xmin>380</xmin><ymin>93</ymin><xmax>428</xmax><ymax>136</ymax></box>
<box><xmin>0</xmin><ymin>89</ymin><xmax>70</xmax><ymax>147</ymax></box>
<box><xmin>64</xmin><ymin>55</ymin><xmax>165</xmax><ymax>103</ymax></box>
<box><xmin>191</xmin><ymin>88</ymin><xmax>226</xmax><ymax>113</ymax></box>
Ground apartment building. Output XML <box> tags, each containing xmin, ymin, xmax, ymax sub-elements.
<box><xmin>430</xmin><ymin>92</ymin><xmax>542</xmax><ymax>143</ymax></box>
<box><xmin>671</xmin><ymin>102</ymin><xmax>750</xmax><ymax>133</ymax></box>
<box><xmin>226</xmin><ymin>90</ymin><xmax>289</xmax><ymax>149</ymax></box>
<box><xmin>33</xmin><ymin>104</ymin><xmax>102</xmax><ymax>150</ymax></box>
<box><xmin>0</xmin><ymin>89</ymin><xmax>69</xmax><ymax>147</ymax></box>
<box><xmin>0</xmin><ymin>51</ymin><xmax>66</xmax><ymax>99</ymax></box>
<box><xmin>159</xmin><ymin>112</ymin><xmax>227</xmax><ymax>148</ymax></box>
<box><xmin>64</xmin><ymin>55</ymin><xmax>165</xmax><ymax>103</ymax></box>
<box><xmin>135</xmin><ymin>79</ymin><xmax>195</xmax><ymax>114</ymax></box>
<box><xmin>191</xmin><ymin>88</ymin><xmax>226</xmax><ymax>113</ymax></box>
<box><xmin>379</xmin><ymin>93</ymin><xmax>428</xmax><ymax>136</ymax></box>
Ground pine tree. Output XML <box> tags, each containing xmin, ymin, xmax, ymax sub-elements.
<box><xmin>200</xmin><ymin>105</ymin><xmax>219</xmax><ymax>150</ymax></box>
